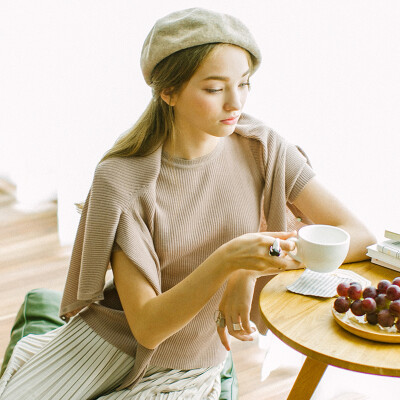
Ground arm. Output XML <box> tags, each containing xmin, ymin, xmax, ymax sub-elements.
<box><xmin>112</xmin><ymin>232</ymin><xmax>300</xmax><ymax>350</ymax></box>
<box><xmin>292</xmin><ymin>177</ymin><xmax>376</xmax><ymax>262</ymax></box>
<box><xmin>217</xmin><ymin>177</ymin><xmax>376</xmax><ymax>348</ymax></box>
<box><xmin>216</xmin><ymin>231</ymin><xmax>300</xmax><ymax>350</ymax></box>
<box><xmin>217</xmin><ymin>270</ymin><xmax>258</xmax><ymax>351</ymax></box>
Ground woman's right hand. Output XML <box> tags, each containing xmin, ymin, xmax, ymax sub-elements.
<box><xmin>214</xmin><ymin>231</ymin><xmax>302</xmax><ymax>275</ymax></box>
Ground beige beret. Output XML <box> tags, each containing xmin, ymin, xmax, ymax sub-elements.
<box><xmin>140</xmin><ymin>8</ymin><xmax>262</xmax><ymax>85</ymax></box>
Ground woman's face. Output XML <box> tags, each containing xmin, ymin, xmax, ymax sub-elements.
<box><xmin>168</xmin><ymin>44</ymin><xmax>251</xmax><ymax>144</ymax></box>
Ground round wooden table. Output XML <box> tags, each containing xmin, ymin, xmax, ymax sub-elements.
<box><xmin>259</xmin><ymin>261</ymin><xmax>400</xmax><ymax>400</ymax></box>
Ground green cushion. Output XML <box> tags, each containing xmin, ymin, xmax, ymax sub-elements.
<box><xmin>0</xmin><ymin>288</ymin><xmax>66</xmax><ymax>377</ymax></box>
<box><xmin>219</xmin><ymin>351</ymin><xmax>239</xmax><ymax>399</ymax></box>
<box><xmin>0</xmin><ymin>288</ymin><xmax>238</xmax><ymax>399</ymax></box>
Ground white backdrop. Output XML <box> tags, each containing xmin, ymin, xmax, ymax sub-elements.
<box><xmin>1</xmin><ymin>0</ymin><xmax>399</xmax><ymax>245</ymax></box>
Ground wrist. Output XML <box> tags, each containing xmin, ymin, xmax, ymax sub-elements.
<box><xmin>203</xmin><ymin>247</ymin><xmax>235</xmax><ymax>281</ymax></box>
<box><xmin>230</xmin><ymin>269</ymin><xmax>260</xmax><ymax>283</ymax></box>
<box><xmin>212</xmin><ymin>242</ymin><xmax>238</xmax><ymax>275</ymax></box>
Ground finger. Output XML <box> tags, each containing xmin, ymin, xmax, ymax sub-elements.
<box><xmin>280</xmin><ymin>239</ymin><xmax>296</xmax><ymax>252</ymax></box>
<box><xmin>239</xmin><ymin>313</ymin><xmax>255</xmax><ymax>335</ymax></box>
<box><xmin>265</xmin><ymin>251</ymin><xmax>298</xmax><ymax>267</ymax></box>
<box><xmin>227</xmin><ymin>314</ymin><xmax>255</xmax><ymax>341</ymax></box>
<box><xmin>226</xmin><ymin>313</ymin><xmax>238</xmax><ymax>337</ymax></box>
<box><xmin>229</xmin><ymin>330</ymin><xmax>255</xmax><ymax>342</ymax></box>
<box><xmin>263</xmin><ymin>255</ymin><xmax>301</xmax><ymax>274</ymax></box>
<box><xmin>260</xmin><ymin>231</ymin><xmax>297</xmax><ymax>240</ymax></box>
<box><xmin>283</xmin><ymin>258</ymin><xmax>306</xmax><ymax>270</ymax></box>
<box><xmin>217</xmin><ymin>326</ymin><xmax>231</xmax><ymax>351</ymax></box>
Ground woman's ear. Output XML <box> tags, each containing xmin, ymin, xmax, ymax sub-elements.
<box><xmin>160</xmin><ymin>88</ymin><xmax>177</xmax><ymax>106</ymax></box>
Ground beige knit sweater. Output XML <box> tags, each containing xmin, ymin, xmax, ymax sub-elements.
<box><xmin>59</xmin><ymin>113</ymin><xmax>315</xmax><ymax>390</ymax></box>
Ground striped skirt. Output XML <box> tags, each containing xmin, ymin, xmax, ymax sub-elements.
<box><xmin>0</xmin><ymin>316</ymin><xmax>224</xmax><ymax>400</ymax></box>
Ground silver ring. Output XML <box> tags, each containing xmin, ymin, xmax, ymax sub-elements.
<box><xmin>214</xmin><ymin>310</ymin><xmax>226</xmax><ymax>328</ymax></box>
<box><xmin>269</xmin><ymin>238</ymin><xmax>281</xmax><ymax>257</ymax></box>
<box><xmin>232</xmin><ymin>323</ymin><xmax>243</xmax><ymax>331</ymax></box>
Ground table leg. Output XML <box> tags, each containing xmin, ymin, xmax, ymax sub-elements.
<box><xmin>287</xmin><ymin>356</ymin><xmax>328</xmax><ymax>400</ymax></box>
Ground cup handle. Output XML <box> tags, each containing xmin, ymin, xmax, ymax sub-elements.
<box><xmin>287</xmin><ymin>237</ymin><xmax>302</xmax><ymax>262</ymax></box>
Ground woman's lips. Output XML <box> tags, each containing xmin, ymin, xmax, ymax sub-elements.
<box><xmin>220</xmin><ymin>116</ymin><xmax>239</xmax><ymax>125</ymax></box>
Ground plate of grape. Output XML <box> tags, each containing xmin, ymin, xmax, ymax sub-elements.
<box><xmin>332</xmin><ymin>277</ymin><xmax>400</xmax><ymax>343</ymax></box>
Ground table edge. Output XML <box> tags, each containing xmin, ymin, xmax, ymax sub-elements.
<box><xmin>259</xmin><ymin>264</ymin><xmax>400</xmax><ymax>377</ymax></box>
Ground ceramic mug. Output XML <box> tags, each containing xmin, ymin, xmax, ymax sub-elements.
<box><xmin>288</xmin><ymin>225</ymin><xmax>350</xmax><ymax>273</ymax></box>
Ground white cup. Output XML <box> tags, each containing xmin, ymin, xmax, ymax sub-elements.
<box><xmin>288</xmin><ymin>225</ymin><xmax>350</xmax><ymax>273</ymax></box>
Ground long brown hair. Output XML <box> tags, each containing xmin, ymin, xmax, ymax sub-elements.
<box><xmin>100</xmin><ymin>43</ymin><xmax>221</xmax><ymax>163</ymax></box>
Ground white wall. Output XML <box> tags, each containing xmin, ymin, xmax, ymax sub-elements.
<box><xmin>1</xmin><ymin>0</ymin><xmax>399</xmax><ymax>244</ymax></box>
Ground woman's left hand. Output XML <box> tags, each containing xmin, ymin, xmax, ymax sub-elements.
<box><xmin>217</xmin><ymin>270</ymin><xmax>259</xmax><ymax>351</ymax></box>
<box><xmin>216</xmin><ymin>231</ymin><xmax>300</xmax><ymax>350</ymax></box>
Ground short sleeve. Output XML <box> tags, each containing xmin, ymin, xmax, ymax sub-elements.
<box><xmin>260</xmin><ymin>129</ymin><xmax>316</xmax><ymax>232</ymax></box>
<box><xmin>285</xmin><ymin>143</ymin><xmax>315</xmax><ymax>203</ymax></box>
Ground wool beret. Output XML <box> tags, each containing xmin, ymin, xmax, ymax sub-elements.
<box><xmin>140</xmin><ymin>8</ymin><xmax>262</xmax><ymax>85</ymax></box>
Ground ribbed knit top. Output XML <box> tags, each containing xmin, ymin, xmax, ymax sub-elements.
<box><xmin>59</xmin><ymin>113</ymin><xmax>315</xmax><ymax>390</ymax></box>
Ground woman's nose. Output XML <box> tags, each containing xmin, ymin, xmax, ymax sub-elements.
<box><xmin>224</xmin><ymin>89</ymin><xmax>241</xmax><ymax>111</ymax></box>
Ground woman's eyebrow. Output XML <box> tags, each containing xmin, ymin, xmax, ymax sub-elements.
<box><xmin>201</xmin><ymin>69</ymin><xmax>250</xmax><ymax>81</ymax></box>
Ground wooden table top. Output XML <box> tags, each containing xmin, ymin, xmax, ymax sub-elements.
<box><xmin>259</xmin><ymin>261</ymin><xmax>400</xmax><ymax>377</ymax></box>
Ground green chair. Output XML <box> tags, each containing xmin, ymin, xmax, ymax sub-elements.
<box><xmin>1</xmin><ymin>288</ymin><xmax>238</xmax><ymax>399</ymax></box>
<box><xmin>0</xmin><ymin>288</ymin><xmax>66</xmax><ymax>377</ymax></box>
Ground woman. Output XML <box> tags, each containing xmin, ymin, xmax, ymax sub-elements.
<box><xmin>0</xmin><ymin>8</ymin><xmax>375</xmax><ymax>399</ymax></box>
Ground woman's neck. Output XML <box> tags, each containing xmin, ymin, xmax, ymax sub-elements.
<box><xmin>163</xmin><ymin>134</ymin><xmax>221</xmax><ymax>160</ymax></box>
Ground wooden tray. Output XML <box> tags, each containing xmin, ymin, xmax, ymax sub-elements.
<box><xmin>332</xmin><ymin>308</ymin><xmax>400</xmax><ymax>343</ymax></box>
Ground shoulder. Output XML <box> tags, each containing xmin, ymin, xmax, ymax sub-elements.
<box><xmin>92</xmin><ymin>148</ymin><xmax>162</xmax><ymax>201</ymax></box>
<box><xmin>234</xmin><ymin>114</ymin><xmax>311</xmax><ymax>173</ymax></box>
<box><xmin>234</xmin><ymin>113</ymin><xmax>288</xmax><ymax>159</ymax></box>
<box><xmin>235</xmin><ymin>113</ymin><xmax>286</xmax><ymax>149</ymax></box>
<box><xmin>235</xmin><ymin>113</ymin><xmax>273</xmax><ymax>137</ymax></box>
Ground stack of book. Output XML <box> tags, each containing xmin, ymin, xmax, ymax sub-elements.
<box><xmin>367</xmin><ymin>229</ymin><xmax>400</xmax><ymax>272</ymax></box>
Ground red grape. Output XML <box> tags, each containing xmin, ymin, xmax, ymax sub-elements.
<box><xmin>334</xmin><ymin>296</ymin><xmax>351</xmax><ymax>313</ymax></box>
<box><xmin>375</xmin><ymin>293</ymin><xmax>389</xmax><ymax>310</ymax></box>
<box><xmin>351</xmin><ymin>299</ymin><xmax>365</xmax><ymax>316</ymax></box>
<box><xmin>377</xmin><ymin>309</ymin><xmax>395</xmax><ymax>327</ymax></box>
<box><xmin>392</xmin><ymin>277</ymin><xmax>400</xmax><ymax>287</ymax></box>
<box><xmin>389</xmin><ymin>300</ymin><xmax>400</xmax><ymax>317</ymax></box>
<box><xmin>377</xmin><ymin>280</ymin><xmax>391</xmax><ymax>294</ymax></box>
<box><xmin>337</xmin><ymin>282</ymin><xmax>350</xmax><ymax>297</ymax></box>
<box><xmin>362</xmin><ymin>286</ymin><xmax>377</xmax><ymax>299</ymax></box>
<box><xmin>361</xmin><ymin>298</ymin><xmax>377</xmax><ymax>314</ymax></box>
<box><xmin>333</xmin><ymin>279</ymin><xmax>400</xmax><ymax>330</ymax></box>
<box><xmin>348</xmin><ymin>283</ymin><xmax>362</xmax><ymax>300</ymax></box>
<box><xmin>386</xmin><ymin>285</ymin><xmax>400</xmax><ymax>301</ymax></box>
<box><xmin>366</xmin><ymin>312</ymin><xmax>379</xmax><ymax>325</ymax></box>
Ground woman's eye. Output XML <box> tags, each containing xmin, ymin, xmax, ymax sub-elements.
<box><xmin>205</xmin><ymin>88</ymin><xmax>223</xmax><ymax>93</ymax></box>
<box><xmin>204</xmin><ymin>82</ymin><xmax>250</xmax><ymax>93</ymax></box>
